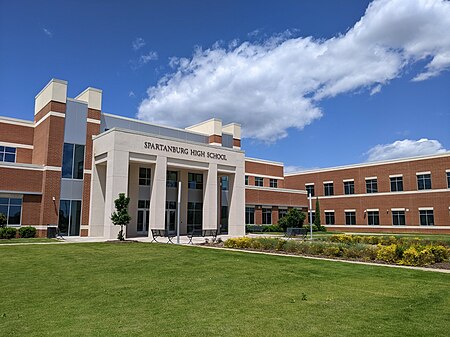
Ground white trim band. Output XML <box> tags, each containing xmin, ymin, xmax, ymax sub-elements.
<box><xmin>35</xmin><ymin>111</ymin><xmax>65</xmax><ymax>128</ymax></box>
<box><xmin>323</xmin><ymin>180</ymin><xmax>333</xmax><ymax>184</ymax></box>
<box><xmin>416</xmin><ymin>171</ymin><xmax>431</xmax><ymax>175</ymax></box>
<box><xmin>44</xmin><ymin>166</ymin><xmax>61</xmax><ymax>171</ymax></box>
<box><xmin>245</xmin><ymin>173</ymin><xmax>284</xmax><ymax>180</ymax></box>
<box><xmin>0</xmin><ymin>142</ymin><xmax>33</xmax><ymax>150</ymax></box>
<box><xmin>345</xmin><ymin>209</ymin><xmax>356</xmax><ymax>212</ymax></box>
<box><xmin>343</xmin><ymin>179</ymin><xmax>354</xmax><ymax>182</ymax></box>
<box><xmin>316</xmin><ymin>188</ymin><xmax>450</xmax><ymax>199</ymax></box>
<box><xmin>389</xmin><ymin>174</ymin><xmax>403</xmax><ymax>178</ymax></box>
<box><xmin>87</xmin><ymin>118</ymin><xmax>101</xmax><ymax>124</ymax></box>
<box><xmin>324</xmin><ymin>210</ymin><xmax>335</xmax><ymax>213</ymax></box>
<box><xmin>365</xmin><ymin>176</ymin><xmax>377</xmax><ymax>180</ymax></box>
<box><xmin>366</xmin><ymin>208</ymin><xmax>379</xmax><ymax>212</ymax></box>
<box><xmin>391</xmin><ymin>208</ymin><xmax>406</xmax><ymax>211</ymax></box>
<box><xmin>418</xmin><ymin>207</ymin><xmax>433</xmax><ymax>211</ymax></box>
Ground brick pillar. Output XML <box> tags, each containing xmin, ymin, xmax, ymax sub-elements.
<box><xmin>272</xmin><ymin>206</ymin><xmax>279</xmax><ymax>225</ymax></box>
<box><xmin>255</xmin><ymin>206</ymin><xmax>262</xmax><ymax>225</ymax></box>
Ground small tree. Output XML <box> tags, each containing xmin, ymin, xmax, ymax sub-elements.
<box><xmin>314</xmin><ymin>197</ymin><xmax>322</xmax><ymax>230</ymax></box>
<box><xmin>278</xmin><ymin>208</ymin><xmax>306</xmax><ymax>232</ymax></box>
<box><xmin>110</xmin><ymin>193</ymin><xmax>131</xmax><ymax>241</ymax></box>
<box><xmin>0</xmin><ymin>213</ymin><xmax>6</xmax><ymax>228</ymax></box>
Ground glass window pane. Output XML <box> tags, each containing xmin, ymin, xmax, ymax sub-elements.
<box><xmin>70</xmin><ymin>200</ymin><xmax>81</xmax><ymax>236</ymax></box>
<box><xmin>0</xmin><ymin>205</ymin><xmax>9</xmax><ymax>221</ymax></box>
<box><xmin>58</xmin><ymin>200</ymin><xmax>71</xmax><ymax>235</ymax></box>
<box><xmin>4</xmin><ymin>153</ymin><xmax>15</xmax><ymax>162</ymax></box>
<box><xmin>5</xmin><ymin>147</ymin><xmax>16</xmax><ymax>153</ymax></box>
<box><xmin>8</xmin><ymin>206</ymin><xmax>21</xmax><ymax>224</ymax></box>
<box><xmin>62</xmin><ymin>143</ymin><xmax>74</xmax><ymax>178</ymax></box>
<box><xmin>0</xmin><ymin>198</ymin><xmax>9</xmax><ymax>205</ymax></box>
<box><xmin>0</xmin><ymin>153</ymin><xmax>4</xmax><ymax>161</ymax></box>
<box><xmin>73</xmin><ymin>145</ymin><xmax>85</xmax><ymax>179</ymax></box>
<box><xmin>10</xmin><ymin>198</ymin><xmax>22</xmax><ymax>205</ymax></box>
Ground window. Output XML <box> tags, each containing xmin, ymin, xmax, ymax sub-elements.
<box><xmin>367</xmin><ymin>211</ymin><xmax>379</xmax><ymax>226</ymax></box>
<box><xmin>139</xmin><ymin>168</ymin><xmax>151</xmax><ymax>186</ymax></box>
<box><xmin>0</xmin><ymin>146</ymin><xmax>16</xmax><ymax>163</ymax></box>
<box><xmin>0</xmin><ymin>197</ymin><xmax>22</xmax><ymax>226</ymax></box>
<box><xmin>187</xmin><ymin>202</ymin><xmax>202</xmax><ymax>232</ymax></box>
<box><xmin>419</xmin><ymin>210</ymin><xmax>434</xmax><ymax>226</ymax></box>
<box><xmin>390</xmin><ymin>176</ymin><xmax>403</xmax><ymax>192</ymax></box>
<box><xmin>279</xmin><ymin>209</ymin><xmax>288</xmax><ymax>219</ymax></box>
<box><xmin>269</xmin><ymin>179</ymin><xmax>278</xmax><ymax>188</ymax></box>
<box><xmin>344</xmin><ymin>181</ymin><xmax>354</xmax><ymax>195</ymax></box>
<box><xmin>446</xmin><ymin>172</ymin><xmax>450</xmax><ymax>188</ymax></box>
<box><xmin>245</xmin><ymin>175</ymin><xmax>249</xmax><ymax>186</ymax></box>
<box><xmin>255</xmin><ymin>177</ymin><xmax>264</xmax><ymax>187</ymax></box>
<box><xmin>137</xmin><ymin>200</ymin><xmax>150</xmax><ymax>208</ymax></box>
<box><xmin>305</xmin><ymin>184</ymin><xmax>315</xmax><ymax>197</ymax></box>
<box><xmin>262</xmin><ymin>208</ymin><xmax>272</xmax><ymax>224</ymax></box>
<box><xmin>392</xmin><ymin>211</ymin><xmax>406</xmax><ymax>226</ymax></box>
<box><xmin>324</xmin><ymin>182</ymin><xmax>334</xmax><ymax>196</ymax></box>
<box><xmin>58</xmin><ymin>200</ymin><xmax>81</xmax><ymax>236</ymax></box>
<box><xmin>62</xmin><ymin>143</ymin><xmax>85</xmax><ymax>179</ymax></box>
<box><xmin>417</xmin><ymin>174</ymin><xmax>432</xmax><ymax>190</ymax></box>
<box><xmin>166</xmin><ymin>171</ymin><xmax>178</xmax><ymax>188</ymax></box>
<box><xmin>325</xmin><ymin>211</ymin><xmax>335</xmax><ymax>225</ymax></box>
<box><xmin>366</xmin><ymin>178</ymin><xmax>378</xmax><ymax>193</ymax></box>
<box><xmin>220</xmin><ymin>176</ymin><xmax>228</xmax><ymax>190</ymax></box>
<box><xmin>308</xmin><ymin>211</ymin><xmax>315</xmax><ymax>224</ymax></box>
<box><xmin>188</xmin><ymin>173</ymin><xmax>203</xmax><ymax>189</ymax></box>
<box><xmin>345</xmin><ymin>211</ymin><xmax>356</xmax><ymax>225</ymax></box>
<box><xmin>245</xmin><ymin>207</ymin><xmax>255</xmax><ymax>224</ymax></box>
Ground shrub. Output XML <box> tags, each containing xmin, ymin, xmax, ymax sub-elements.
<box><xmin>0</xmin><ymin>213</ymin><xmax>6</xmax><ymax>228</ymax></box>
<box><xmin>263</xmin><ymin>224</ymin><xmax>282</xmax><ymax>232</ymax></box>
<box><xmin>18</xmin><ymin>226</ymin><xmax>37</xmax><ymax>238</ymax></box>
<box><xmin>0</xmin><ymin>227</ymin><xmax>17</xmax><ymax>239</ymax></box>
<box><xmin>256</xmin><ymin>237</ymin><xmax>282</xmax><ymax>251</ymax></box>
<box><xmin>323</xmin><ymin>245</ymin><xmax>342</xmax><ymax>257</ymax></box>
<box><xmin>278</xmin><ymin>208</ymin><xmax>306</xmax><ymax>231</ymax></box>
<box><xmin>377</xmin><ymin>244</ymin><xmax>400</xmax><ymax>263</ymax></box>
<box><xmin>302</xmin><ymin>223</ymin><xmax>319</xmax><ymax>232</ymax></box>
<box><xmin>224</xmin><ymin>237</ymin><xmax>253</xmax><ymax>248</ymax></box>
<box><xmin>429</xmin><ymin>245</ymin><xmax>449</xmax><ymax>263</ymax></box>
<box><xmin>329</xmin><ymin>234</ymin><xmax>354</xmax><ymax>244</ymax></box>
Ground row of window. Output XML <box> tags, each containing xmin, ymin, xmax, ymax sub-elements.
<box><xmin>0</xmin><ymin>197</ymin><xmax>22</xmax><ymax>225</ymax></box>
<box><xmin>139</xmin><ymin>168</ymin><xmax>229</xmax><ymax>190</ymax></box>
<box><xmin>245</xmin><ymin>207</ymin><xmax>288</xmax><ymax>225</ymax></box>
<box><xmin>245</xmin><ymin>176</ymin><xmax>278</xmax><ymax>188</ymax></box>
<box><xmin>311</xmin><ymin>209</ymin><xmax>436</xmax><ymax>226</ymax></box>
<box><xmin>306</xmin><ymin>172</ymin><xmax>450</xmax><ymax>196</ymax></box>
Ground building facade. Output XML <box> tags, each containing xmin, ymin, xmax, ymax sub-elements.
<box><xmin>0</xmin><ymin>79</ymin><xmax>449</xmax><ymax>236</ymax></box>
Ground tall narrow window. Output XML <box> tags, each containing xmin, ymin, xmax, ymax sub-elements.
<box><xmin>390</xmin><ymin>176</ymin><xmax>403</xmax><ymax>192</ymax></box>
<box><xmin>0</xmin><ymin>146</ymin><xmax>16</xmax><ymax>163</ymax></box>
<box><xmin>447</xmin><ymin>172</ymin><xmax>450</xmax><ymax>188</ymax></box>
<box><xmin>245</xmin><ymin>207</ymin><xmax>255</xmax><ymax>224</ymax></box>
<box><xmin>62</xmin><ymin>143</ymin><xmax>85</xmax><ymax>179</ymax></box>
<box><xmin>366</xmin><ymin>178</ymin><xmax>378</xmax><ymax>193</ymax></box>
<box><xmin>278</xmin><ymin>209</ymin><xmax>288</xmax><ymax>219</ymax></box>
<box><xmin>324</xmin><ymin>182</ymin><xmax>334</xmax><ymax>196</ymax></box>
<box><xmin>220</xmin><ymin>176</ymin><xmax>228</xmax><ymax>190</ymax></box>
<box><xmin>305</xmin><ymin>184</ymin><xmax>314</xmax><ymax>197</ymax></box>
<box><xmin>344</xmin><ymin>181</ymin><xmax>354</xmax><ymax>195</ymax></box>
<box><xmin>166</xmin><ymin>171</ymin><xmax>178</xmax><ymax>188</ymax></box>
<box><xmin>417</xmin><ymin>173</ymin><xmax>432</xmax><ymax>190</ymax></box>
<box><xmin>245</xmin><ymin>175</ymin><xmax>249</xmax><ymax>186</ymax></box>
<box><xmin>139</xmin><ymin>168</ymin><xmax>151</xmax><ymax>186</ymax></box>
<box><xmin>187</xmin><ymin>202</ymin><xmax>202</xmax><ymax>233</ymax></box>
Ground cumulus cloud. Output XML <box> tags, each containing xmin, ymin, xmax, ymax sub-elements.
<box><xmin>43</xmin><ymin>28</ymin><xmax>53</xmax><ymax>38</ymax></box>
<box><xmin>365</xmin><ymin>138</ymin><xmax>447</xmax><ymax>161</ymax></box>
<box><xmin>132</xmin><ymin>37</ymin><xmax>146</xmax><ymax>51</ymax></box>
<box><xmin>138</xmin><ymin>0</ymin><xmax>450</xmax><ymax>142</ymax></box>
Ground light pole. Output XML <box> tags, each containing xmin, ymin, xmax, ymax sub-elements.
<box><xmin>176</xmin><ymin>180</ymin><xmax>181</xmax><ymax>244</ymax></box>
<box><xmin>308</xmin><ymin>192</ymin><xmax>313</xmax><ymax>240</ymax></box>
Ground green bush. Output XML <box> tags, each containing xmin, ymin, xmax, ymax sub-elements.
<box><xmin>0</xmin><ymin>227</ymin><xmax>17</xmax><ymax>239</ymax></box>
<box><xmin>0</xmin><ymin>213</ymin><xmax>6</xmax><ymax>228</ymax></box>
<box><xmin>376</xmin><ymin>244</ymin><xmax>400</xmax><ymax>263</ymax></box>
<box><xmin>302</xmin><ymin>223</ymin><xmax>319</xmax><ymax>232</ymax></box>
<box><xmin>278</xmin><ymin>208</ymin><xmax>306</xmax><ymax>231</ymax></box>
<box><xmin>18</xmin><ymin>226</ymin><xmax>37</xmax><ymax>238</ymax></box>
<box><xmin>429</xmin><ymin>245</ymin><xmax>449</xmax><ymax>263</ymax></box>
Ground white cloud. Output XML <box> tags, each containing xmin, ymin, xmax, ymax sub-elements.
<box><xmin>43</xmin><ymin>28</ymin><xmax>53</xmax><ymax>38</ymax></box>
<box><xmin>365</xmin><ymin>138</ymin><xmax>447</xmax><ymax>161</ymax></box>
<box><xmin>130</xmin><ymin>51</ymin><xmax>158</xmax><ymax>70</ymax></box>
<box><xmin>284</xmin><ymin>165</ymin><xmax>319</xmax><ymax>174</ymax></box>
<box><xmin>138</xmin><ymin>0</ymin><xmax>450</xmax><ymax>142</ymax></box>
<box><xmin>129</xmin><ymin>91</ymin><xmax>136</xmax><ymax>97</ymax></box>
<box><xmin>132</xmin><ymin>37</ymin><xmax>146</xmax><ymax>51</ymax></box>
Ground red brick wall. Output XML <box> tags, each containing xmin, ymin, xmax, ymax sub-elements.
<box><xmin>245</xmin><ymin>188</ymin><xmax>307</xmax><ymax>208</ymax></box>
<box><xmin>22</xmin><ymin>195</ymin><xmax>42</xmax><ymax>226</ymax></box>
<box><xmin>0</xmin><ymin>167</ymin><xmax>42</xmax><ymax>192</ymax></box>
<box><xmin>245</xmin><ymin>160</ymin><xmax>283</xmax><ymax>177</ymax></box>
<box><xmin>0</xmin><ymin>123</ymin><xmax>34</xmax><ymax>145</ymax></box>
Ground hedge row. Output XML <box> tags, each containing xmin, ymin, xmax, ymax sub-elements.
<box><xmin>324</xmin><ymin>234</ymin><xmax>449</xmax><ymax>247</ymax></box>
<box><xmin>0</xmin><ymin>226</ymin><xmax>37</xmax><ymax>239</ymax></box>
<box><xmin>224</xmin><ymin>237</ymin><xmax>450</xmax><ymax>267</ymax></box>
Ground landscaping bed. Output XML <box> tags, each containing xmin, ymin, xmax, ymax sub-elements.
<box><xmin>216</xmin><ymin>235</ymin><xmax>450</xmax><ymax>269</ymax></box>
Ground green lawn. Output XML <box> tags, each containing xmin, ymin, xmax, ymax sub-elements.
<box><xmin>0</xmin><ymin>238</ymin><xmax>58</xmax><ymax>244</ymax></box>
<box><xmin>1</xmin><ymin>243</ymin><xmax>449</xmax><ymax>336</ymax></box>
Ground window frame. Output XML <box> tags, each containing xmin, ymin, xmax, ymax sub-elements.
<box><xmin>245</xmin><ymin>207</ymin><xmax>255</xmax><ymax>224</ymax></box>
<box><xmin>417</xmin><ymin>173</ymin><xmax>432</xmax><ymax>190</ymax></box>
<box><xmin>325</xmin><ymin>211</ymin><xmax>335</xmax><ymax>225</ymax></box>
<box><xmin>0</xmin><ymin>146</ymin><xmax>17</xmax><ymax>163</ymax></box>
<box><xmin>139</xmin><ymin>167</ymin><xmax>151</xmax><ymax>186</ymax></box>
<box><xmin>305</xmin><ymin>184</ymin><xmax>315</xmax><ymax>197</ymax></box>
<box><xmin>324</xmin><ymin>182</ymin><xmax>334</xmax><ymax>196</ymax></box>
<box><xmin>392</xmin><ymin>210</ymin><xmax>406</xmax><ymax>226</ymax></box>
<box><xmin>255</xmin><ymin>177</ymin><xmax>264</xmax><ymax>187</ymax></box>
<box><xmin>269</xmin><ymin>179</ymin><xmax>278</xmax><ymax>188</ymax></box>
<box><xmin>365</xmin><ymin>178</ymin><xmax>378</xmax><ymax>194</ymax></box>
<box><xmin>390</xmin><ymin>176</ymin><xmax>403</xmax><ymax>192</ymax></box>
<box><xmin>262</xmin><ymin>207</ymin><xmax>272</xmax><ymax>225</ymax></box>
<box><xmin>0</xmin><ymin>197</ymin><xmax>22</xmax><ymax>226</ymax></box>
<box><xmin>367</xmin><ymin>211</ymin><xmax>379</xmax><ymax>226</ymax></box>
<box><xmin>419</xmin><ymin>209</ymin><xmax>434</xmax><ymax>226</ymax></box>
<box><xmin>345</xmin><ymin>211</ymin><xmax>356</xmax><ymax>225</ymax></box>
<box><xmin>62</xmin><ymin>143</ymin><xmax>85</xmax><ymax>180</ymax></box>
<box><xmin>343</xmin><ymin>181</ymin><xmax>355</xmax><ymax>195</ymax></box>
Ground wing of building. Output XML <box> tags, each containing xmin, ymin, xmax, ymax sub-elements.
<box><xmin>0</xmin><ymin>79</ymin><xmax>449</xmax><ymax>237</ymax></box>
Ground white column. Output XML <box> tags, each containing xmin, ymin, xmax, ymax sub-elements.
<box><xmin>103</xmin><ymin>150</ymin><xmax>129</xmax><ymax>239</ymax></box>
<box><xmin>203</xmin><ymin>163</ymin><xmax>218</xmax><ymax>230</ymax></box>
<box><xmin>149</xmin><ymin>156</ymin><xmax>167</xmax><ymax>232</ymax></box>
<box><xmin>89</xmin><ymin>163</ymin><xmax>106</xmax><ymax>237</ymax></box>
<box><xmin>180</xmin><ymin>170</ymin><xmax>189</xmax><ymax>234</ymax></box>
<box><xmin>228</xmin><ymin>165</ymin><xmax>246</xmax><ymax>236</ymax></box>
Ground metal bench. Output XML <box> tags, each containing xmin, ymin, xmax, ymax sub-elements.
<box><xmin>150</xmin><ymin>229</ymin><xmax>175</xmax><ymax>243</ymax></box>
<box><xmin>285</xmin><ymin>227</ymin><xmax>307</xmax><ymax>239</ymax></box>
<box><xmin>187</xmin><ymin>229</ymin><xmax>219</xmax><ymax>244</ymax></box>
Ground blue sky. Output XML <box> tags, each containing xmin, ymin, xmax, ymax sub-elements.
<box><xmin>1</xmin><ymin>0</ymin><xmax>449</xmax><ymax>171</ymax></box>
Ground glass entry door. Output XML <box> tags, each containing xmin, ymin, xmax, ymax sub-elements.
<box><xmin>165</xmin><ymin>201</ymin><xmax>177</xmax><ymax>234</ymax></box>
<box><xmin>137</xmin><ymin>200</ymin><xmax>150</xmax><ymax>235</ymax></box>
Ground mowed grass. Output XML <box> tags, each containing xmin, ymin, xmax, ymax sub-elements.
<box><xmin>1</xmin><ymin>243</ymin><xmax>449</xmax><ymax>337</ymax></box>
